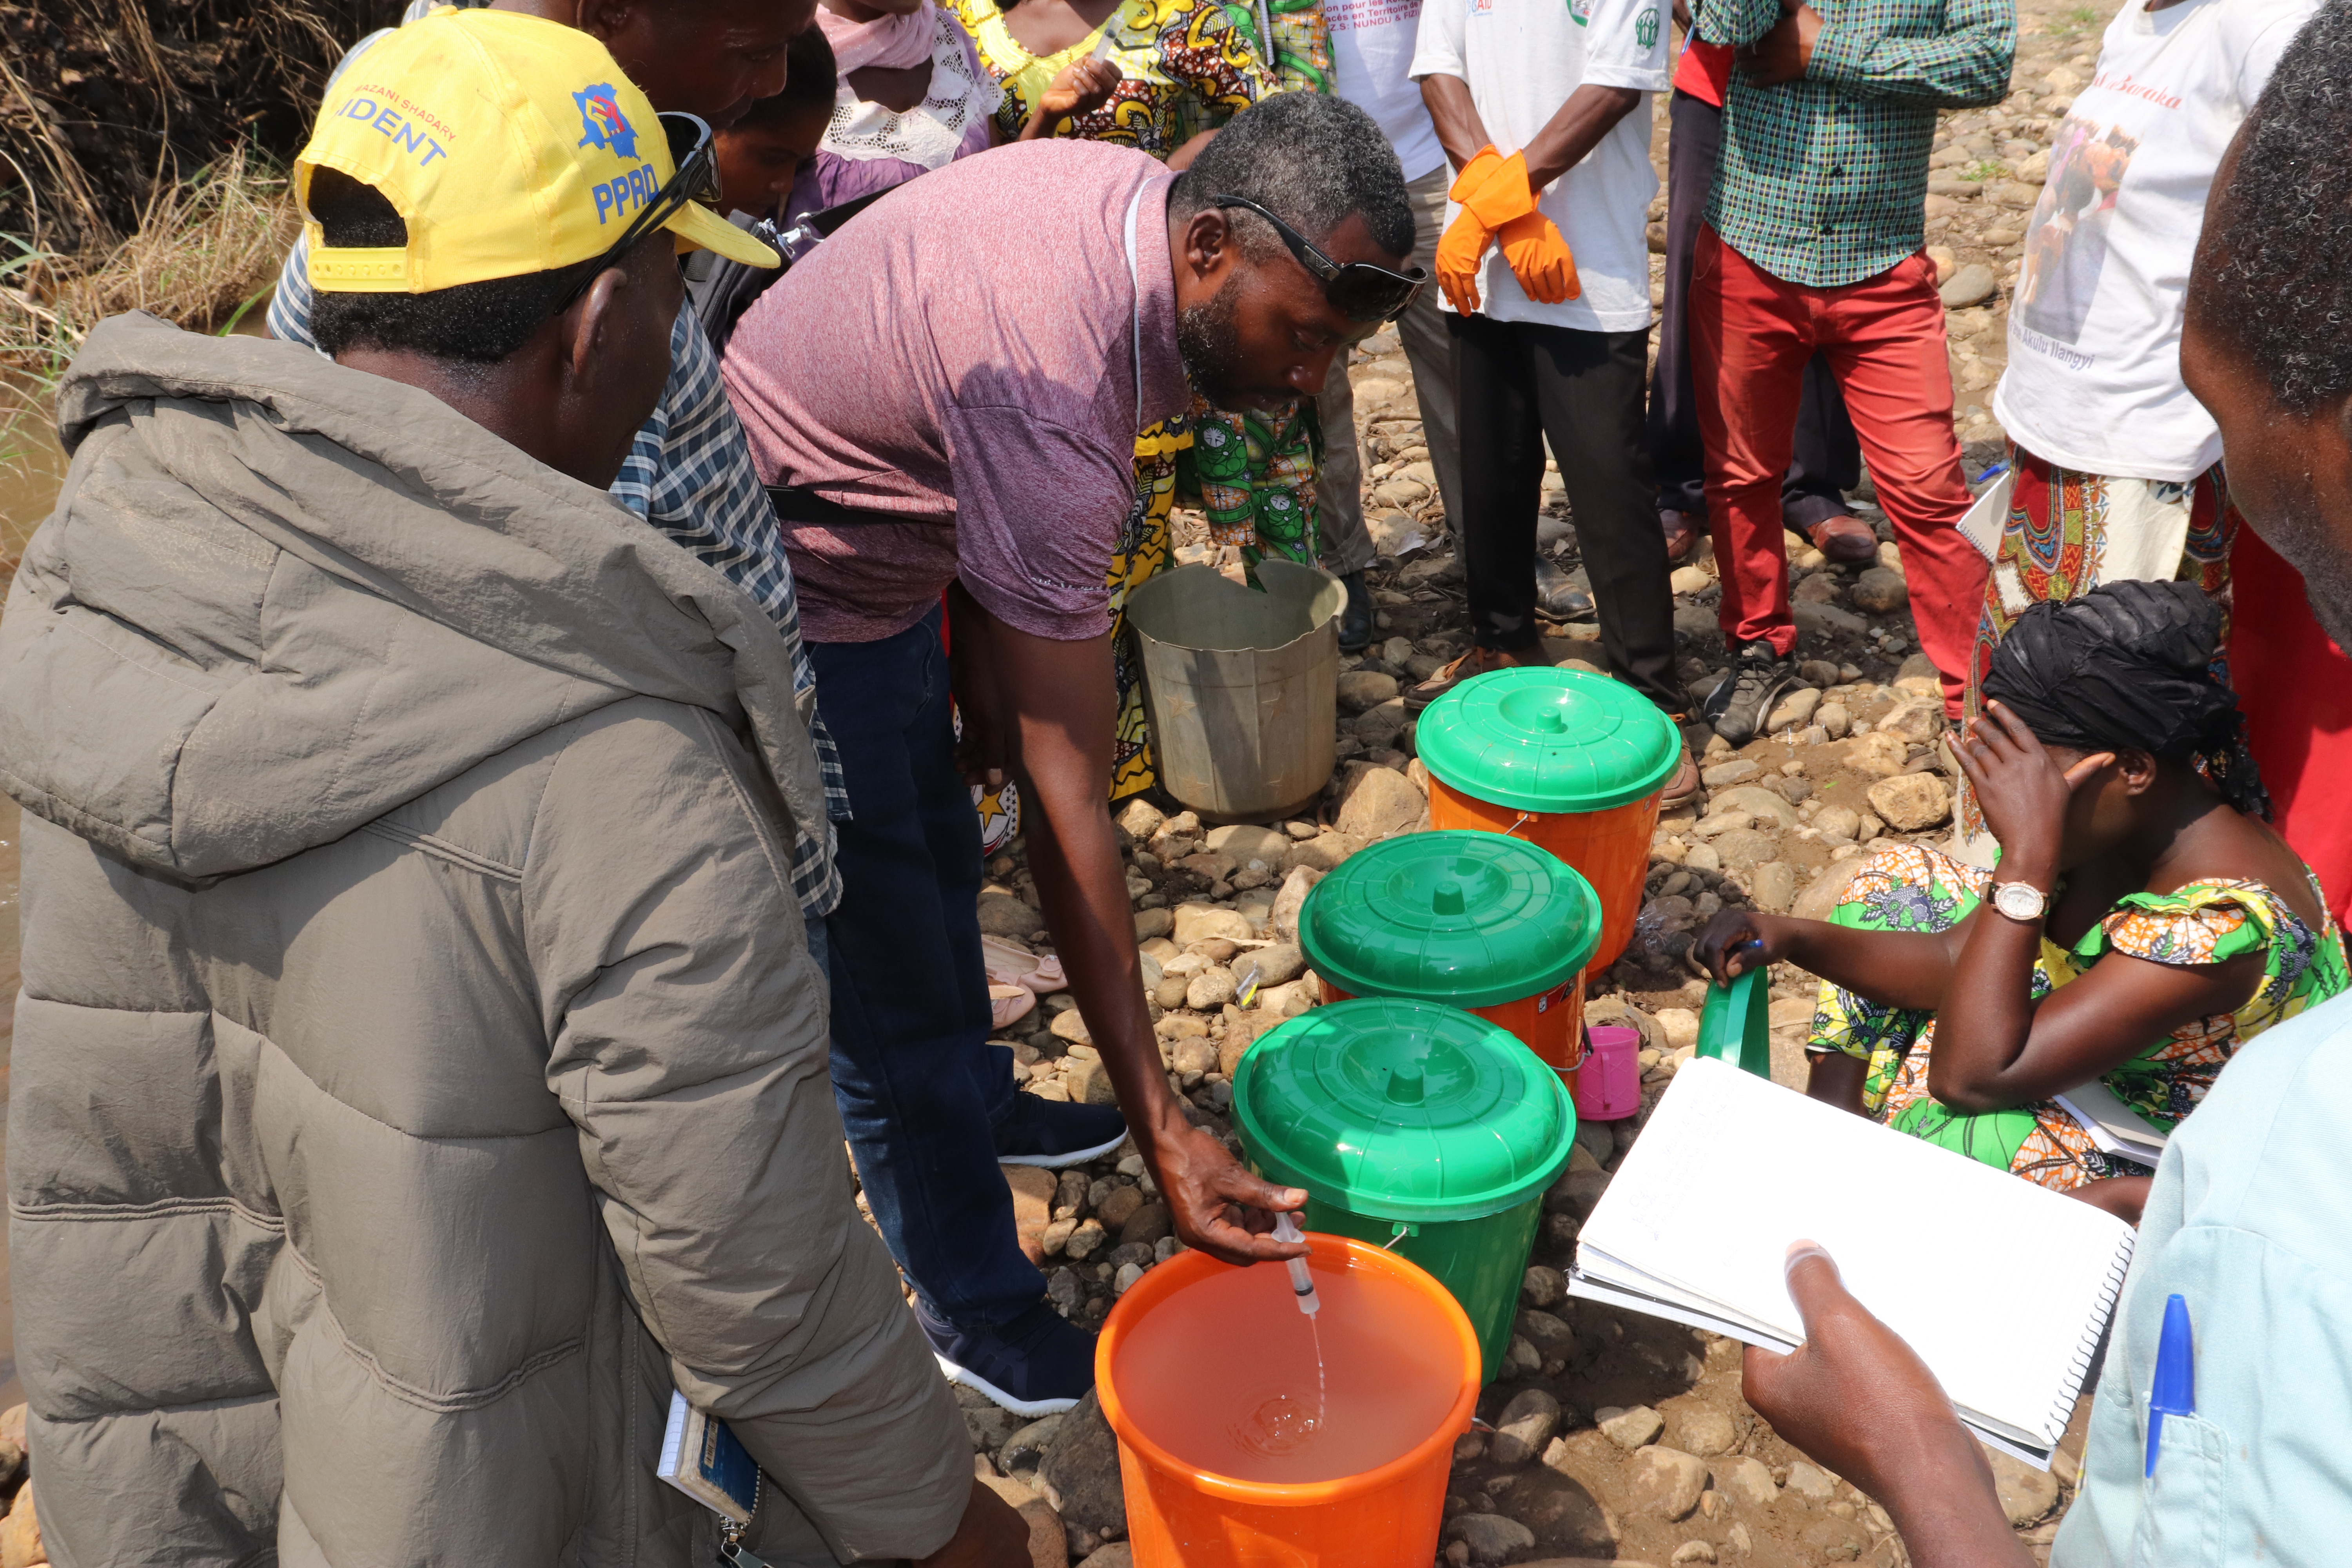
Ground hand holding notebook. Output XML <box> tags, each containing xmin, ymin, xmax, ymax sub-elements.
<box><xmin>1570</xmin><ymin>1057</ymin><xmax>2136</xmax><ymax>1468</ymax></box>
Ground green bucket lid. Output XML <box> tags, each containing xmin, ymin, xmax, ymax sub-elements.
<box><xmin>1298</xmin><ymin>831</ymin><xmax>1601</xmax><ymax>1009</ymax></box>
<box><xmin>1233</xmin><ymin>997</ymin><xmax>1575</xmax><ymax>1224</ymax></box>
<box><xmin>1417</xmin><ymin>666</ymin><xmax>1680</xmax><ymax>814</ymax></box>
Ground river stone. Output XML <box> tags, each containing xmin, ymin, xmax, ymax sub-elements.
<box><xmin>1817</xmin><ymin>701</ymin><xmax>1851</xmax><ymax>739</ymax></box>
<box><xmin>1335</xmin><ymin>764</ymin><xmax>1426</xmax><ymax>840</ymax></box>
<box><xmin>1867</xmin><ymin>772</ymin><xmax>1952</xmax><ymax>831</ymax></box>
<box><xmin>1490</xmin><ymin>1388</ymin><xmax>1563</xmax><ymax>1467</ymax></box>
<box><xmin>1877</xmin><ymin>697</ymin><xmax>1945</xmax><ymax>744</ymax></box>
<box><xmin>1812</xmin><ymin>804</ymin><xmax>1861</xmax><ymax>842</ymax></box>
<box><xmin>1940</xmin><ymin>262</ymin><xmax>1998</xmax><ymax>308</ymax></box>
<box><xmin>1250</xmin><ymin>942</ymin><xmax>1306</xmax><ymax>988</ymax></box>
<box><xmin>1627</xmin><ymin>1446</ymin><xmax>1710</xmax><ymax>1520</ymax></box>
<box><xmin>1662</xmin><ymin>1398</ymin><xmax>1737</xmax><ymax>1456</ymax></box>
<box><xmin>1712</xmin><ymin>828</ymin><xmax>1775</xmax><ymax>871</ymax></box>
<box><xmin>1267</xmin><ymin>865</ymin><xmax>1323</xmax><ymax>940</ymax></box>
<box><xmin>1516</xmin><ymin>1308</ymin><xmax>1576</xmax><ymax>1362</ymax></box>
<box><xmin>1842</xmin><ymin>732</ymin><xmax>1909</xmax><ymax>777</ymax></box>
<box><xmin>979</xmin><ymin>891</ymin><xmax>1047</xmax><ymax>939</ymax></box>
<box><xmin>1448</xmin><ymin>1513</ymin><xmax>1536</xmax><ymax>1565</ymax></box>
<box><xmin>1765</xmin><ymin>686</ymin><xmax>1822</xmax><ymax>733</ymax></box>
<box><xmin>1284</xmin><ymin>830</ymin><xmax>1363</xmax><ymax>873</ymax></box>
<box><xmin>1988</xmin><ymin>1447</ymin><xmax>2062</xmax><ymax>1526</ymax></box>
<box><xmin>1118</xmin><ymin>1201</ymin><xmax>1171</xmax><ymax>1247</ymax></box>
<box><xmin>1172</xmin><ymin>903</ymin><xmax>1254</xmax><ymax>946</ymax></box>
<box><xmin>1599</xmin><ymin>1404</ymin><xmax>1665</xmax><ymax>1450</ymax></box>
<box><xmin>1713</xmin><ymin>785</ymin><xmax>1799</xmax><ymax>829</ymax></box>
<box><xmin>1522</xmin><ymin>1265</ymin><xmax>1567</xmax><ymax>1307</ymax></box>
<box><xmin>1205</xmin><ymin>822</ymin><xmax>1291</xmax><ymax>868</ymax></box>
<box><xmin>1784</xmin><ymin>1461</ymin><xmax>1837</xmax><ymax>1501</ymax></box>
<box><xmin>1338</xmin><ymin>670</ymin><xmax>1402</xmax><ymax>712</ymax></box>
<box><xmin>977</xmin><ymin>1469</ymin><xmax>1070</xmax><ymax>1568</ymax></box>
<box><xmin>1038</xmin><ymin>1392</ymin><xmax>1126</xmax><ymax>1537</ymax></box>
<box><xmin>1186</xmin><ymin>965</ymin><xmax>1238</xmax><ymax>1010</ymax></box>
<box><xmin>1711</xmin><ymin>1455</ymin><xmax>1778</xmax><ymax>1508</ymax></box>
<box><xmin>1700</xmin><ymin>759</ymin><xmax>1759</xmax><ymax>787</ymax></box>
<box><xmin>1851</xmin><ymin>568</ymin><xmax>1910</xmax><ymax>613</ymax></box>
<box><xmin>1746</xmin><ymin>859</ymin><xmax>1796</xmax><ymax>913</ymax></box>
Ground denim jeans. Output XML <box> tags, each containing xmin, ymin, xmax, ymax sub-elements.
<box><xmin>806</xmin><ymin>606</ymin><xmax>1044</xmax><ymax>1329</ymax></box>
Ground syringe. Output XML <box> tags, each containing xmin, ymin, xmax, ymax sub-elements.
<box><xmin>1273</xmin><ymin>1212</ymin><xmax>1319</xmax><ymax>1315</ymax></box>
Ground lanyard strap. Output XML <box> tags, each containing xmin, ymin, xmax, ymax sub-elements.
<box><xmin>1122</xmin><ymin>179</ymin><xmax>1146</xmax><ymax>433</ymax></box>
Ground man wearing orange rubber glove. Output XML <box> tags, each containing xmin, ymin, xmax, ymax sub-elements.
<box><xmin>1404</xmin><ymin>0</ymin><xmax>1700</xmax><ymax>806</ymax></box>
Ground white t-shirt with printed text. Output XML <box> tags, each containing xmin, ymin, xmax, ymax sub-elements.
<box><xmin>1408</xmin><ymin>0</ymin><xmax>1668</xmax><ymax>332</ymax></box>
<box><xmin>1993</xmin><ymin>0</ymin><xmax>2318</xmax><ymax>482</ymax></box>
<box><xmin>1328</xmin><ymin>0</ymin><xmax>1448</xmax><ymax>182</ymax></box>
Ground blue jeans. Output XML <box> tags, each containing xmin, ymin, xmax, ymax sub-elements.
<box><xmin>808</xmin><ymin>608</ymin><xmax>1044</xmax><ymax>1329</ymax></box>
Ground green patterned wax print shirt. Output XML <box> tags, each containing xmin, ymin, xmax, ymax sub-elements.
<box><xmin>1694</xmin><ymin>0</ymin><xmax>2013</xmax><ymax>288</ymax></box>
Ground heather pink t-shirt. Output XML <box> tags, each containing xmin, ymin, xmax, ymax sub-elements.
<box><xmin>723</xmin><ymin>140</ymin><xmax>1191</xmax><ymax>644</ymax></box>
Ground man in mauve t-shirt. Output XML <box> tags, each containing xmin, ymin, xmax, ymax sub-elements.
<box><xmin>723</xmin><ymin>93</ymin><xmax>1421</xmax><ymax>1416</ymax></box>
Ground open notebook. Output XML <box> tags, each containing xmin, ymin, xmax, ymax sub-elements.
<box><xmin>1568</xmin><ymin>1057</ymin><xmax>2136</xmax><ymax>1469</ymax></box>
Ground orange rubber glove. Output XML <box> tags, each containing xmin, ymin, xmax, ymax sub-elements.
<box><xmin>1495</xmin><ymin>209</ymin><xmax>1582</xmax><ymax>304</ymax></box>
<box><xmin>1434</xmin><ymin>147</ymin><xmax>1539</xmax><ymax>316</ymax></box>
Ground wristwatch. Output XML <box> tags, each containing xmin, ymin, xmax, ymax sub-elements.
<box><xmin>1990</xmin><ymin>880</ymin><xmax>2049</xmax><ymax>923</ymax></box>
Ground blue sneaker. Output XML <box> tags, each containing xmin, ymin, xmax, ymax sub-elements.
<box><xmin>920</xmin><ymin>1299</ymin><xmax>1096</xmax><ymax>1417</ymax></box>
<box><xmin>995</xmin><ymin>1094</ymin><xmax>1127</xmax><ymax>1169</ymax></box>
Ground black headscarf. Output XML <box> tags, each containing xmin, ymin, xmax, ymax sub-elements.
<box><xmin>1981</xmin><ymin>579</ymin><xmax>2270</xmax><ymax>820</ymax></box>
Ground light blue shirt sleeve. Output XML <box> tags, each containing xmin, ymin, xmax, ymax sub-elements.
<box><xmin>2054</xmin><ymin>994</ymin><xmax>2352</xmax><ymax>1568</ymax></box>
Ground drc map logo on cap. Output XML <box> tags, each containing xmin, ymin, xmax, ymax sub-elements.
<box><xmin>297</xmin><ymin>9</ymin><xmax>773</xmax><ymax>295</ymax></box>
<box><xmin>573</xmin><ymin>84</ymin><xmax>640</xmax><ymax>159</ymax></box>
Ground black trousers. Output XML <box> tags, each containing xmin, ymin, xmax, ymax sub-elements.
<box><xmin>1452</xmin><ymin>312</ymin><xmax>1681</xmax><ymax>716</ymax></box>
<box><xmin>1649</xmin><ymin>87</ymin><xmax>1860</xmax><ymax>528</ymax></box>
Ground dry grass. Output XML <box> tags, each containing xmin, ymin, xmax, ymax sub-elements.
<box><xmin>0</xmin><ymin>143</ymin><xmax>298</xmax><ymax>507</ymax></box>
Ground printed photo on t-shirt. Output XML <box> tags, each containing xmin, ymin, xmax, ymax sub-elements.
<box><xmin>2016</xmin><ymin>115</ymin><xmax>2141</xmax><ymax>345</ymax></box>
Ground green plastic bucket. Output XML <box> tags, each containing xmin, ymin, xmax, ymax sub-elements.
<box><xmin>1298</xmin><ymin>830</ymin><xmax>1603</xmax><ymax>1083</ymax></box>
<box><xmin>1232</xmin><ymin>997</ymin><xmax>1575</xmax><ymax>1381</ymax></box>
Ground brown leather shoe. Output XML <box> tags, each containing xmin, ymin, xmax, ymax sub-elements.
<box><xmin>1404</xmin><ymin>644</ymin><xmax>1532</xmax><ymax>714</ymax></box>
<box><xmin>1661</xmin><ymin>508</ymin><xmax>1705</xmax><ymax>564</ymax></box>
<box><xmin>1658</xmin><ymin>724</ymin><xmax>1701</xmax><ymax>808</ymax></box>
<box><xmin>1806</xmin><ymin>513</ymin><xmax>1879</xmax><ymax>565</ymax></box>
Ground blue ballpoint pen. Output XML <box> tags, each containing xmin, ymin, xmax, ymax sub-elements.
<box><xmin>2145</xmin><ymin>1294</ymin><xmax>2196</xmax><ymax>1477</ymax></box>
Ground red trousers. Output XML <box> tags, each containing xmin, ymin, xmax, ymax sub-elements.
<box><xmin>1690</xmin><ymin>226</ymin><xmax>1989</xmax><ymax>712</ymax></box>
<box><xmin>2229</xmin><ymin>526</ymin><xmax>2352</xmax><ymax>925</ymax></box>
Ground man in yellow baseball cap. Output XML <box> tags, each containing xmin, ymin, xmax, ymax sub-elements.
<box><xmin>0</xmin><ymin>10</ymin><xmax>1027</xmax><ymax>1566</ymax></box>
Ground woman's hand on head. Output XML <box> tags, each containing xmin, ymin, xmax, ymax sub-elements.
<box><xmin>1693</xmin><ymin>909</ymin><xmax>1784</xmax><ymax>985</ymax></box>
<box><xmin>1954</xmin><ymin>701</ymin><xmax>2111</xmax><ymax>886</ymax></box>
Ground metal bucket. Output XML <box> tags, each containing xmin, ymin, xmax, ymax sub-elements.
<box><xmin>1125</xmin><ymin>559</ymin><xmax>1344</xmax><ymax>822</ymax></box>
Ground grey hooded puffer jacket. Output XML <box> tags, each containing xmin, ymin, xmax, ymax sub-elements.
<box><xmin>0</xmin><ymin>314</ymin><xmax>968</xmax><ymax>1566</ymax></box>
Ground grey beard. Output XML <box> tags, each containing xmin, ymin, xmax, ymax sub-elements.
<box><xmin>2257</xmin><ymin>490</ymin><xmax>2352</xmax><ymax>652</ymax></box>
<box><xmin>1176</xmin><ymin>275</ymin><xmax>1245</xmax><ymax>408</ymax></box>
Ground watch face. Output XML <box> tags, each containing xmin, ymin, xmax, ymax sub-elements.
<box><xmin>1995</xmin><ymin>883</ymin><xmax>2043</xmax><ymax>920</ymax></box>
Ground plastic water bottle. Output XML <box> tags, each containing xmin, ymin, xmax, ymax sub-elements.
<box><xmin>1273</xmin><ymin>1212</ymin><xmax>1319</xmax><ymax>1315</ymax></box>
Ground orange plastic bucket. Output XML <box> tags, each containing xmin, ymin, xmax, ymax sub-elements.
<box><xmin>1317</xmin><ymin>975</ymin><xmax>1586</xmax><ymax>1093</ymax></box>
<box><xmin>1416</xmin><ymin>668</ymin><xmax>1682</xmax><ymax>971</ymax></box>
<box><xmin>1097</xmin><ymin>1233</ymin><xmax>1480</xmax><ymax>1568</ymax></box>
<box><xmin>1426</xmin><ymin>777</ymin><xmax>1661</xmax><ymax>970</ymax></box>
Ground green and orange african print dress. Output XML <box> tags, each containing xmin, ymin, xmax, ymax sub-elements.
<box><xmin>1809</xmin><ymin>841</ymin><xmax>2348</xmax><ymax>1191</ymax></box>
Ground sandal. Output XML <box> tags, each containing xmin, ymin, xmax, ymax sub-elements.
<box><xmin>991</xmin><ymin>984</ymin><xmax>1038</xmax><ymax>1031</ymax></box>
<box><xmin>1804</xmin><ymin>513</ymin><xmax>1879</xmax><ymax>566</ymax></box>
<box><xmin>983</xmin><ymin>935</ymin><xmax>1066</xmax><ymax>995</ymax></box>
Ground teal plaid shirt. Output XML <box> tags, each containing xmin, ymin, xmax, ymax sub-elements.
<box><xmin>1696</xmin><ymin>0</ymin><xmax>2013</xmax><ymax>287</ymax></box>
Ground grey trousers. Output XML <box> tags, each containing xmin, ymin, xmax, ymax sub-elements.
<box><xmin>1314</xmin><ymin>163</ymin><xmax>1460</xmax><ymax>575</ymax></box>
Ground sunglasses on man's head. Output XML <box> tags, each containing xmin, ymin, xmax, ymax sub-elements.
<box><xmin>1210</xmin><ymin>194</ymin><xmax>1426</xmax><ymax>324</ymax></box>
<box><xmin>554</xmin><ymin>111</ymin><xmax>722</xmax><ymax>313</ymax></box>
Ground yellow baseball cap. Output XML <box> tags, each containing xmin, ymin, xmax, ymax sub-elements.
<box><xmin>296</xmin><ymin>8</ymin><xmax>776</xmax><ymax>294</ymax></box>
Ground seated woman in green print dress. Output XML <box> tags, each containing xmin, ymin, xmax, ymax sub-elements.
<box><xmin>1694</xmin><ymin>581</ymin><xmax>2347</xmax><ymax>1218</ymax></box>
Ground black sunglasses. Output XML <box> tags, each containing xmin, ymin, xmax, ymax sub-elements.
<box><xmin>555</xmin><ymin>111</ymin><xmax>722</xmax><ymax>312</ymax></box>
<box><xmin>1210</xmin><ymin>194</ymin><xmax>1426</xmax><ymax>323</ymax></box>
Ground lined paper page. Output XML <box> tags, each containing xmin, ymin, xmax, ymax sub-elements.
<box><xmin>1577</xmin><ymin>1058</ymin><xmax>2134</xmax><ymax>1447</ymax></box>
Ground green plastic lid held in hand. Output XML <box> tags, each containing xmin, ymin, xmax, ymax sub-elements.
<box><xmin>1298</xmin><ymin>830</ymin><xmax>1601</xmax><ymax>1009</ymax></box>
<box><xmin>1417</xmin><ymin>665</ymin><xmax>1680</xmax><ymax>814</ymax></box>
<box><xmin>1233</xmin><ymin>997</ymin><xmax>1575</xmax><ymax>1224</ymax></box>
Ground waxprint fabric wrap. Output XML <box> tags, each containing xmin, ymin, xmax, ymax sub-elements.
<box><xmin>1806</xmin><ymin>842</ymin><xmax>2347</xmax><ymax>1191</ymax></box>
<box><xmin>1956</xmin><ymin>446</ymin><xmax>2236</xmax><ymax>849</ymax></box>
<box><xmin>954</xmin><ymin>0</ymin><xmax>1279</xmax><ymax>153</ymax></box>
<box><xmin>1220</xmin><ymin>0</ymin><xmax>1333</xmax><ymax>91</ymax></box>
<box><xmin>1110</xmin><ymin>417</ymin><xmax>1187</xmax><ymax>799</ymax></box>
<box><xmin>1183</xmin><ymin>397</ymin><xmax>1323</xmax><ymax>574</ymax></box>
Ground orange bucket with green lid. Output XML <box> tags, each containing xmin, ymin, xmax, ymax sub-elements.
<box><xmin>1097</xmin><ymin>1231</ymin><xmax>1480</xmax><ymax>1568</ymax></box>
<box><xmin>1416</xmin><ymin>666</ymin><xmax>1681</xmax><ymax>969</ymax></box>
<box><xmin>1297</xmin><ymin>829</ymin><xmax>1602</xmax><ymax>1089</ymax></box>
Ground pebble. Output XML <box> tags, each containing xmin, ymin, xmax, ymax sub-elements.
<box><xmin>1521</xmin><ymin>1265</ymin><xmax>1567</xmax><ymax>1307</ymax></box>
<box><xmin>1851</xmin><ymin>566</ymin><xmax>1911</xmax><ymax>613</ymax></box>
<box><xmin>1940</xmin><ymin>261</ymin><xmax>1999</xmax><ymax>307</ymax></box>
<box><xmin>1599</xmin><ymin>1404</ymin><xmax>1666</xmax><ymax>1450</ymax></box>
<box><xmin>1712</xmin><ymin>1454</ymin><xmax>1779</xmax><ymax>1508</ymax></box>
<box><xmin>1670</xmin><ymin>564</ymin><xmax>1713</xmax><ymax>595</ymax></box>
<box><xmin>1765</xmin><ymin>686</ymin><xmax>1822</xmax><ymax>732</ymax></box>
<box><xmin>1627</xmin><ymin>1446</ymin><xmax>1711</xmax><ymax>1520</ymax></box>
<box><xmin>1448</xmin><ymin>1513</ymin><xmax>1535</xmax><ymax>1565</ymax></box>
<box><xmin>1671</xmin><ymin>1543</ymin><xmax>1718</xmax><ymax>1566</ymax></box>
<box><xmin>1784</xmin><ymin>1461</ymin><xmax>1838</xmax><ymax>1501</ymax></box>
<box><xmin>1489</xmin><ymin>1389</ymin><xmax>1563</xmax><ymax>1467</ymax></box>
<box><xmin>1334</xmin><ymin>765</ymin><xmax>1426</xmax><ymax>840</ymax></box>
<box><xmin>1866</xmin><ymin>771</ymin><xmax>1953</xmax><ymax>831</ymax></box>
<box><xmin>1701</xmin><ymin>760</ymin><xmax>1760</xmax><ymax>786</ymax></box>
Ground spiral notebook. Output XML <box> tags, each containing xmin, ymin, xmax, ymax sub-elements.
<box><xmin>1568</xmin><ymin>1057</ymin><xmax>2135</xmax><ymax>1470</ymax></box>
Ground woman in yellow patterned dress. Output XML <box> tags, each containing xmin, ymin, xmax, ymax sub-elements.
<box><xmin>953</xmin><ymin>0</ymin><xmax>1325</xmax><ymax>799</ymax></box>
<box><xmin>1693</xmin><ymin>583</ymin><xmax>2347</xmax><ymax>1212</ymax></box>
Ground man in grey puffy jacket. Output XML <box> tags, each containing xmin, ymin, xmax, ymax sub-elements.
<box><xmin>0</xmin><ymin>15</ymin><xmax>1020</xmax><ymax>1565</ymax></box>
